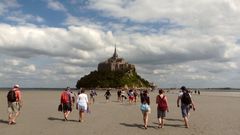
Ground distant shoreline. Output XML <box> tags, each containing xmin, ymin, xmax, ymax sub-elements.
<box><xmin>0</xmin><ymin>87</ymin><xmax>240</xmax><ymax>92</ymax></box>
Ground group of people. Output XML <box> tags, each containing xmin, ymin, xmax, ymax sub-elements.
<box><xmin>117</xmin><ymin>89</ymin><xmax>139</xmax><ymax>103</ymax></box>
<box><xmin>139</xmin><ymin>86</ymin><xmax>196</xmax><ymax>129</ymax></box>
<box><xmin>5</xmin><ymin>84</ymin><xmax>196</xmax><ymax>130</ymax></box>
<box><xmin>59</xmin><ymin>87</ymin><xmax>89</xmax><ymax>122</ymax></box>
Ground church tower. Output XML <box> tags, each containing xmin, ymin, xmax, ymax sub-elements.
<box><xmin>98</xmin><ymin>45</ymin><xmax>135</xmax><ymax>72</ymax></box>
<box><xmin>112</xmin><ymin>44</ymin><xmax>118</xmax><ymax>59</ymax></box>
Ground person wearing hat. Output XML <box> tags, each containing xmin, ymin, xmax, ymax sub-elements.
<box><xmin>7</xmin><ymin>84</ymin><xmax>22</xmax><ymax>125</ymax></box>
<box><xmin>177</xmin><ymin>86</ymin><xmax>196</xmax><ymax>128</ymax></box>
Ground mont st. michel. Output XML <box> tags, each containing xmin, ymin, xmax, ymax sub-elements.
<box><xmin>76</xmin><ymin>46</ymin><xmax>151</xmax><ymax>89</ymax></box>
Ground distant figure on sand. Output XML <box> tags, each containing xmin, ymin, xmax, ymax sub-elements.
<box><xmin>177</xmin><ymin>86</ymin><xmax>196</xmax><ymax>128</ymax></box>
<box><xmin>70</xmin><ymin>91</ymin><xmax>76</xmax><ymax>108</ymax></box>
<box><xmin>140</xmin><ymin>90</ymin><xmax>150</xmax><ymax>129</ymax></box>
<box><xmin>128</xmin><ymin>89</ymin><xmax>134</xmax><ymax>104</ymax></box>
<box><xmin>133</xmin><ymin>89</ymin><xmax>139</xmax><ymax>103</ymax></box>
<box><xmin>117</xmin><ymin>90</ymin><xmax>121</xmax><ymax>102</ymax></box>
<box><xmin>90</xmin><ymin>89</ymin><xmax>97</xmax><ymax>104</ymax></box>
<box><xmin>60</xmin><ymin>87</ymin><xmax>72</xmax><ymax>121</ymax></box>
<box><xmin>77</xmin><ymin>89</ymin><xmax>89</xmax><ymax>122</ymax></box>
<box><xmin>7</xmin><ymin>84</ymin><xmax>22</xmax><ymax>125</ymax></box>
<box><xmin>156</xmin><ymin>89</ymin><xmax>169</xmax><ymax>128</ymax></box>
<box><xmin>104</xmin><ymin>90</ymin><xmax>111</xmax><ymax>102</ymax></box>
<box><xmin>120</xmin><ymin>89</ymin><xmax>127</xmax><ymax>102</ymax></box>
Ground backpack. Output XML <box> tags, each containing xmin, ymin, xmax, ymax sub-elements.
<box><xmin>61</xmin><ymin>92</ymin><xmax>70</xmax><ymax>103</ymax></box>
<box><xmin>181</xmin><ymin>92</ymin><xmax>192</xmax><ymax>105</ymax></box>
<box><xmin>157</xmin><ymin>95</ymin><xmax>168</xmax><ymax>111</ymax></box>
<box><xmin>140</xmin><ymin>103</ymin><xmax>150</xmax><ymax>112</ymax></box>
<box><xmin>7</xmin><ymin>90</ymin><xmax>16</xmax><ymax>102</ymax></box>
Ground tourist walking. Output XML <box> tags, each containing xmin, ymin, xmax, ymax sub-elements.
<box><xmin>128</xmin><ymin>89</ymin><xmax>134</xmax><ymax>104</ymax></box>
<box><xmin>7</xmin><ymin>84</ymin><xmax>23</xmax><ymax>125</ymax></box>
<box><xmin>77</xmin><ymin>89</ymin><xmax>89</xmax><ymax>122</ymax></box>
<box><xmin>120</xmin><ymin>89</ymin><xmax>127</xmax><ymax>102</ymax></box>
<box><xmin>117</xmin><ymin>90</ymin><xmax>121</xmax><ymax>102</ymax></box>
<box><xmin>177</xmin><ymin>86</ymin><xmax>196</xmax><ymax>128</ymax></box>
<box><xmin>140</xmin><ymin>90</ymin><xmax>150</xmax><ymax>129</ymax></box>
<box><xmin>104</xmin><ymin>90</ymin><xmax>111</xmax><ymax>102</ymax></box>
<box><xmin>70</xmin><ymin>90</ymin><xmax>76</xmax><ymax>108</ymax></box>
<box><xmin>156</xmin><ymin>89</ymin><xmax>169</xmax><ymax>128</ymax></box>
<box><xmin>133</xmin><ymin>89</ymin><xmax>139</xmax><ymax>103</ymax></box>
<box><xmin>60</xmin><ymin>87</ymin><xmax>72</xmax><ymax>121</ymax></box>
<box><xmin>90</xmin><ymin>89</ymin><xmax>97</xmax><ymax>104</ymax></box>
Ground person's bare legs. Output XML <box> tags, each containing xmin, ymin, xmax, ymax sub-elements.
<box><xmin>8</xmin><ymin>113</ymin><xmax>13</xmax><ymax>124</ymax></box>
<box><xmin>158</xmin><ymin>117</ymin><xmax>161</xmax><ymax>128</ymax></box>
<box><xmin>142</xmin><ymin>112</ymin><xmax>148</xmax><ymax>129</ymax></box>
<box><xmin>183</xmin><ymin>116</ymin><xmax>189</xmax><ymax>128</ymax></box>
<box><xmin>63</xmin><ymin>111</ymin><xmax>70</xmax><ymax>121</ymax></box>
<box><xmin>158</xmin><ymin>117</ymin><xmax>164</xmax><ymax>128</ymax></box>
<box><xmin>79</xmin><ymin>110</ymin><xmax>84</xmax><ymax>122</ymax></box>
<box><xmin>11</xmin><ymin>111</ymin><xmax>20</xmax><ymax>123</ymax></box>
<box><xmin>161</xmin><ymin>118</ymin><xmax>164</xmax><ymax>128</ymax></box>
<box><xmin>79</xmin><ymin>111</ymin><xmax>81</xmax><ymax>122</ymax></box>
<box><xmin>63</xmin><ymin>112</ymin><xmax>67</xmax><ymax>120</ymax></box>
<box><xmin>66</xmin><ymin>111</ymin><xmax>70</xmax><ymax>119</ymax></box>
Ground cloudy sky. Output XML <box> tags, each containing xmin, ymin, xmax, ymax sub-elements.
<box><xmin>0</xmin><ymin>0</ymin><xmax>240</xmax><ymax>88</ymax></box>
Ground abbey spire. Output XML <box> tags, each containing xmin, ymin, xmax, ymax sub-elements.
<box><xmin>112</xmin><ymin>44</ymin><xmax>118</xmax><ymax>59</ymax></box>
<box><xmin>98</xmin><ymin>44</ymin><xmax>135</xmax><ymax>72</ymax></box>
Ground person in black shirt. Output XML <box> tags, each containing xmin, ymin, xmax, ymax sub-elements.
<box><xmin>140</xmin><ymin>90</ymin><xmax>150</xmax><ymax>129</ymax></box>
<box><xmin>104</xmin><ymin>90</ymin><xmax>111</xmax><ymax>102</ymax></box>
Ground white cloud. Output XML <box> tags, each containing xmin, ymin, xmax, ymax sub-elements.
<box><xmin>6</xmin><ymin>11</ymin><xmax>44</xmax><ymax>24</ymax></box>
<box><xmin>0</xmin><ymin>0</ymin><xmax>21</xmax><ymax>15</ymax></box>
<box><xmin>23</xmin><ymin>64</ymin><xmax>36</xmax><ymax>72</ymax></box>
<box><xmin>0</xmin><ymin>22</ymin><xmax>239</xmax><ymax>88</ymax></box>
<box><xmin>1</xmin><ymin>0</ymin><xmax>240</xmax><ymax>88</ymax></box>
<box><xmin>0</xmin><ymin>24</ymin><xmax>114</xmax><ymax>59</ymax></box>
<box><xmin>47</xmin><ymin>0</ymin><xmax>67</xmax><ymax>12</ymax></box>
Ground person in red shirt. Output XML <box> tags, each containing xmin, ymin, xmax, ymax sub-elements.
<box><xmin>7</xmin><ymin>84</ymin><xmax>23</xmax><ymax>125</ymax></box>
<box><xmin>156</xmin><ymin>89</ymin><xmax>169</xmax><ymax>128</ymax></box>
<box><xmin>60</xmin><ymin>87</ymin><xmax>72</xmax><ymax>121</ymax></box>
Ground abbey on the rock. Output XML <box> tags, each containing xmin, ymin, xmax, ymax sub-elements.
<box><xmin>98</xmin><ymin>46</ymin><xmax>135</xmax><ymax>72</ymax></box>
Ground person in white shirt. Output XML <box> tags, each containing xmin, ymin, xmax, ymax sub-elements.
<box><xmin>77</xmin><ymin>89</ymin><xmax>89</xmax><ymax>122</ymax></box>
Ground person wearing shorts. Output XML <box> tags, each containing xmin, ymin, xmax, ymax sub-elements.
<box><xmin>156</xmin><ymin>89</ymin><xmax>169</xmax><ymax>128</ymax></box>
<box><xmin>60</xmin><ymin>87</ymin><xmax>72</xmax><ymax>121</ymax></box>
<box><xmin>77</xmin><ymin>89</ymin><xmax>89</xmax><ymax>122</ymax></box>
<box><xmin>177</xmin><ymin>86</ymin><xmax>196</xmax><ymax>128</ymax></box>
<box><xmin>7</xmin><ymin>84</ymin><xmax>22</xmax><ymax>125</ymax></box>
<box><xmin>140</xmin><ymin>90</ymin><xmax>150</xmax><ymax>129</ymax></box>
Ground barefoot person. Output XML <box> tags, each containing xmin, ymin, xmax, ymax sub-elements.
<box><xmin>89</xmin><ymin>89</ymin><xmax>97</xmax><ymax>104</ymax></box>
<box><xmin>7</xmin><ymin>84</ymin><xmax>22</xmax><ymax>125</ymax></box>
<box><xmin>77</xmin><ymin>89</ymin><xmax>89</xmax><ymax>122</ymax></box>
<box><xmin>177</xmin><ymin>86</ymin><xmax>196</xmax><ymax>128</ymax></box>
<box><xmin>60</xmin><ymin>87</ymin><xmax>72</xmax><ymax>121</ymax></box>
<box><xmin>104</xmin><ymin>90</ymin><xmax>111</xmax><ymax>102</ymax></box>
<box><xmin>156</xmin><ymin>89</ymin><xmax>169</xmax><ymax>128</ymax></box>
<box><xmin>140</xmin><ymin>90</ymin><xmax>150</xmax><ymax>129</ymax></box>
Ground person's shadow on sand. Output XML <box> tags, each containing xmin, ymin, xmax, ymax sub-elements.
<box><xmin>120</xmin><ymin>123</ymin><xmax>156</xmax><ymax>129</ymax></box>
<box><xmin>165</xmin><ymin>118</ymin><xmax>183</xmax><ymax>122</ymax></box>
<box><xmin>48</xmin><ymin>117</ymin><xmax>78</xmax><ymax>122</ymax></box>
<box><xmin>0</xmin><ymin>119</ymin><xmax>9</xmax><ymax>124</ymax></box>
<box><xmin>152</xmin><ymin>121</ymin><xmax>185</xmax><ymax>128</ymax></box>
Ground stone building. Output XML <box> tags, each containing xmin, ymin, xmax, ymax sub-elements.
<box><xmin>98</xmin><ymin>46</ymin><xmax>135</xmax><ymax>72</ymax></box>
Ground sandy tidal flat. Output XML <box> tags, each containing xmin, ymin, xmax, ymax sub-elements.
<box><xmin>0</xmin><ymin>89</ymin><xmax>240</xmax><ymax>135</ymax></box>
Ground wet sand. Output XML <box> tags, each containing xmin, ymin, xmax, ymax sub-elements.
<box><xmin>0</xmin><ymin>89</ymin><xmax>240</xmax><ymax>135</ymax></box>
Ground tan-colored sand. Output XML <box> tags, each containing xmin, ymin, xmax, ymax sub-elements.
<box><xmin>0</xmin><ymin>90</ymin><xmax>239</xmax><ymax>135</ymax></box>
